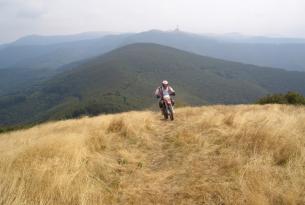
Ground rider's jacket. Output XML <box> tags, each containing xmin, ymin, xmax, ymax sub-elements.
<box><xmin>155</xmin><ymin>86</ymin><xmax>175</xmax><ymax>99</ymax></box>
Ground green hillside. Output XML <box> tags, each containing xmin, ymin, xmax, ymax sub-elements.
<box><xmin>0</xmin><ymin>67</ymin><xmax>58</xmax><ymax>96</ymax></box>
<box><xmin>1</xmin><ymin>43</ymin><xmax>305</xmax><ymax>127</ymax></box>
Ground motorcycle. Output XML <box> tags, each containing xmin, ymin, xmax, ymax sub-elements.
<box><xmin>162</xmin><ymin>94</ymin><xmax>174</xmax><ymax>121</ymax></box>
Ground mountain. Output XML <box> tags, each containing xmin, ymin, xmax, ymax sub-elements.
<box><xmin>1</xmin><ymin>43</ymin><xmax>305</xmax><ymax>127</ymax></box>
<box><xmin>122</xmin><ymin>30</ymin><xmax>305</xmax><ymax>71</ymax></box>
<box><xmin>1</xmin><ymin>105</ymin><xmax>304</xmax><ymax>204</ymax></box>
<box><xmin>210</xmin><ymin>32</ymin><xmax>305</xmax><ymax>44</ymax></box>
<box><xmin>0</xmin><ymin>34</ymin><xmax>131</xmax><ymax>96</ymax></box>
<box><xmin>2</xmin><ymin>30</ymin><xmax>305</xmax><ymax>72</ymax></box>
<box><xmin>0</xmin><ymin>32</ymin><xmax>116</xmax><ymax>70</ymax></box>
<box><xmin>0</xmin><ymin>67</ymin><xmax>58</xmax><ymax>96</ymax></box>
<box><xmin>0</xmin><ymin>33</ymin><xmax>131</xmax><ymax>70</ymax></box>
<box><xmin>0</xmin><ymin>44</ymin><xmax>7</xmax><ymax>50</ymax></box>
<box><xmin>11</xmin><ymin>31</ymin><xmax>113</xmax><ymax>46</ymax></box>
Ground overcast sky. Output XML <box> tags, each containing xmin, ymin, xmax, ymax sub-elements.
<box><xmin>0</xmin><ymin>0</ymin><xmax>305</xmax><ymax>43</ymax></box>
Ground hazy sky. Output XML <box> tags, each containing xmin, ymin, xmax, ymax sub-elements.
<box><xmin>0</xmin><ymin>0</ymin><xmax>305</xmax><ymax>43</ymax></box>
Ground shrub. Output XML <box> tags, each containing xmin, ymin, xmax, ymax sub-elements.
<box><xmin>257</xmin><ymin>91</ymin><xmax>305</xmax><ymax>105</ymax></box>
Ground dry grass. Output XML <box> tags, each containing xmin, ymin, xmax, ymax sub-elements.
<box><xmin>0</xmin><ymin>105</ymin><xmax>305</xmax><ymax>205</ymax></box>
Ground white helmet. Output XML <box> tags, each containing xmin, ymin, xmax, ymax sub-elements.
<box><xmin>162</xmin><ymin>80</ymin><xmax>169</xmax><ymax>87</ymax></box>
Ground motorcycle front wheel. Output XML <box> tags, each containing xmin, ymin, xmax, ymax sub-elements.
<box><xmin>163</xmin><ymin>107</ymin><xmax>169</xmax><ymax>119</ymax></box>
<box><xmin>169</xmin><ymin>105</ymin><xmax>174</xmax><ymax>121</ymax></box>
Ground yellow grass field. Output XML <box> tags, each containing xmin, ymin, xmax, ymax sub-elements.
<box><xmin>0</xmin><ymin>105</ymin><xmax>304</xmax><ymax>205</ymax></box>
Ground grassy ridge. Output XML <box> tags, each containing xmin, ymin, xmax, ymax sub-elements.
<box><xmin>0</xmin><ymin>105</ymin><xmax>304</xmax><ymax>204</ymax></box>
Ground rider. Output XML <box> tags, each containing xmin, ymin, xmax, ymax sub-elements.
<box><xmin>154</xmin><ymin>80</ymin><xmax>176</xmax><ymax>111</ymax></box>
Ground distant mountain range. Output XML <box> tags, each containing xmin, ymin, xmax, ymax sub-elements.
<box><xmin>0</xmin><ymin>33</ymin><xmax>131</xmax><ymax>95</ymax></box>
<box><xmin>1</xmin><ymin>43</ymin><xmax>305</xmax><ymax>127</ymax></box>
<box><xmin>208</xmin><ymin>33</ymin><xmax>305</xmax><ymax>44</ymax></box>
<box><xmin>123</xmin><ymin>30</ymin><xmax>305</xmax><ymax>71</ymax></box>
<box><xmin>1</xmin><ymin>30</ymin><xmax>305</xmax><ymax>97</ymax></box>
<box><xmin>0</xmin><ymin>33</ymin><xmax>131</xmax><ymax>70</ymax></box>
<box><xmin>10</xmin><ymin>31</ymin><xmax>115</xmax><ymax>46</ymax></box>
<box><xmin>1</xmin><ymin>30</ymin><xmax>305</xmax><ymax>72</ymax></box>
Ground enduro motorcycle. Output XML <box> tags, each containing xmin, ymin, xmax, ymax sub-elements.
<box><xmin>162</xmin><ymin>94</ymin><xmax>174</xmax><ymax>121</ymax></box>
